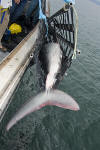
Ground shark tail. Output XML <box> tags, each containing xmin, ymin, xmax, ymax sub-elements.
<box><xmin>6</xmin><ymin>89</ymin><xmax>79</xmax><ymax>131</ymax></box>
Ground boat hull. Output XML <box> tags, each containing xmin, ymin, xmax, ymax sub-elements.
<box><xmin>0</xmin><ymin>0</ymin><xmax>50</xmax><ymax>122</ymax></box>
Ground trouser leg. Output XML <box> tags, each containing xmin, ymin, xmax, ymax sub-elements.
<box><xmin>10</xmin><ymin>0</ymin><xmax>27</xmax><ymax>23</ymax></box>
<box><xmin>25</xmin><ymin>0</ymin><xmax>39</xmax><ymax>25</ymax></box>
<box><xmin>26</xmin><ymin>0</ymin><xmax>39</xmax><ymax>18</ymax></box>
<box><xmin>32</xmin><ymin>7</ymin><xmax>39</xmax><ymax>24</ymax></box>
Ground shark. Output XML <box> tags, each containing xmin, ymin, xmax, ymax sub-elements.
<box><xmin>45</xmin><ymin>43</ymin><xmax>62</xmax><ymax>90</ymax></box>
<box><xmin>6</xmin><ymin>42</ymin><xmax>79</xmax><ymax>131</ymax></box>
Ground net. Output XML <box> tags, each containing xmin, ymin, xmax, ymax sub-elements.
<box><xmin>38</xmin><ymin>3</ymin><xmax>78</xmax><ymax>88</ymax></box>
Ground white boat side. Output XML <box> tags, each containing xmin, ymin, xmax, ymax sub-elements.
<box><xmin>0</xmin><ymin>25</ymin><xmax>39</xmax><ymax>120</ymax></box>
<box><xmin>0</xmin><ymin>0</ymin><xmax>50</xmax><ymax>121</ymax></box>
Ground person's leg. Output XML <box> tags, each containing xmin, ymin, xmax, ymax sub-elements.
<box><xmin>25</xmin><ymin>0</ymin><xmax>39</xmax><ymax>26</ymax></box>
<box><xmin>31</xmin><ymin>7</ymin><xmax>39</xmax><ymax>24</ymax></box>
<box><xmin>26</xmin><ymin>0</ymin><xmax>39</xmax><ymax>18</ymax></box>
<box><xmin>10</xmin><ymin>0</ymin><xmax>27</xmax><ymax>23</ymax></box>
<box><xmin>0</xmin><ymin>10</ymin><xmax>9</xmax><ymax>51</ymax></box>
<box><xmin>9</xmin><ymin>0</ymin><xmax>17</xmax><ymax>18</ymax></box>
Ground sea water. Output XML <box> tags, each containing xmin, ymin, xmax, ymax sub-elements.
<box><xmin>0</xmin><ymin>0</ymin><xmax>100</xmax><ymax>149</ymax></box>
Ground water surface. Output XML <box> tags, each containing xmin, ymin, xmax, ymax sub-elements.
<box><xmin>0</xmin><ymin>0</ymin><xmax>100</xmax><ymax>149</ymax></box>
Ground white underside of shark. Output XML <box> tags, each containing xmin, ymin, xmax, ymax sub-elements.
<box><xmin>45</xmin><ymin>43</ymin><xmax>62</xmax><ymax>90</ymax></box>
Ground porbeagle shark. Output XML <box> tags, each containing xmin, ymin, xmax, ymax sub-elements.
<box><xmin>45</xmin><ymin>43</ymin><xmax>62</xmax><ymax>90</ymax></box>
<box><xmin>6</xmin><ymin>43</ymin><xmax>79</xmax><ymax>131</ymax></box>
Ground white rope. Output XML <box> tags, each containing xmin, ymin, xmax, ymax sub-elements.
<box><xmin>71</xmin><ymin>5</ymin><xmax>78</xmax><ymax>59</ymax></box>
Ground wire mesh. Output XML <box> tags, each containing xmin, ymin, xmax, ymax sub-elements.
<box><xmin>48</xmin><ymin>4</ymin><xmax>77</xmax><ymax>70</ymax></box>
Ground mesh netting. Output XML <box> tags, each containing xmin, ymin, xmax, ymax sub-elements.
<box><xmin>48</xmin><ymin>3</ymin><xmax>77</xmax><ymax>68</ymax></box>
<box><xmin>37</xmin><ymin>3</ymin><xmax>78</xmax><ymax>88</ymax></box>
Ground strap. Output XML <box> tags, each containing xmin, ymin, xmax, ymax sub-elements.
<box><xmin>39</xmin><ymin>0</ymin><xmax>48</xmax><ymax>36</ymax></box>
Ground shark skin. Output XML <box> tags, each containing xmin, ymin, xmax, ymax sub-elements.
<box><xmin>45</xmin><ymin>43</ymin><xmax>62</xmax><ymax>91</ymax></box>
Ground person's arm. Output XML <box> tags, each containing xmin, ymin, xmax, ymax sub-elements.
<box><xmin>14</xmin><ymin>0</ymin><xmax>21</xmax><ymax>4</ymax></box>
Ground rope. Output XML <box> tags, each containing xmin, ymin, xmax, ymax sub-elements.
<box><xmin>63</xmin><ymin>1</ymin><xmax>77</xmax><ymax>59</ymax></box>
<box><xmin>39</xmin><ymin>0</ymin><xmax>48</xmax><ymax>36</ymax></box>
<box><xmin>71</xmin><ymin>5</ymin><xmax>78</xmax><ymax>59</ymax></box>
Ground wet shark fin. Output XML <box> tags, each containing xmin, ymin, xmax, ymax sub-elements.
<box><xmin>6</xmin><ymin>89</ymin><xmax>79</xmax><ymax>131</ymax></box>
